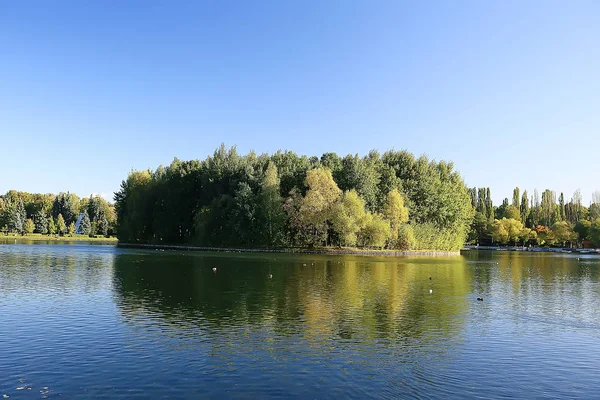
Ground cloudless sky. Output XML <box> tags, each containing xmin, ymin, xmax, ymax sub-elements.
<box><xmin>1</xmin><ymin>1</ymin><xmax>598</xmax><ymax>204</ymax></box>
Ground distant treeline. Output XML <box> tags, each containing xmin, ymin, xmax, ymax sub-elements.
<box><xmin>0</xmin><ymin>191</ymin><xmax>116</xmax><ymax>237</ymax></box>
<box><xmin>114</xmin><ymin>145</ymin><xmax>473</xmax><ymax>251</ymax></box>
<box><xmin>467</xmin><ymin>187</ymin><xmax>600</xmax><ymax>247</ymax></box>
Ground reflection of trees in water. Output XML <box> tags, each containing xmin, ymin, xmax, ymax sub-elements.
<box><xmin>0</xmin><ymin>246</ymin><xmax>114</xmax><ymax>293</ymax></box>
<box><xmin>463</xmin><ymin>251</ymin><xmax>600</xmax><ymax>326</ymax></box>
<box><xmin>113</xmin><ymin>252</ymin><xmax>472</xmax><ymax>349</ymax></box>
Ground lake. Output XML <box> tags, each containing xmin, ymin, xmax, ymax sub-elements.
<box><xmin>1</xmin><ymin>244</ymin><xmax>599</xmax><ymax>399</ymax></box>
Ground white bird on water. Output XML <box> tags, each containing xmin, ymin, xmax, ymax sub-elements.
<box><xmin>212</xmin><ymin>267</ymin><xmax>217</xmax><ymax>272</ymax></box>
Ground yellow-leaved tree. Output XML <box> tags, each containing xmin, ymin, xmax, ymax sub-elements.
<box><xmin>299</xmin><ymin>168</ymin><xmax>342</xmax><ymax>246</ymax></box>
<box><xmin>383</xmin><ymin>189</ymin><xmax>409</xmax><ymax>243</ymax></box>
<box><xmin>332</xmin><ymin>190</ymin><xmax>367</xmax><ymax>247</ymax></box>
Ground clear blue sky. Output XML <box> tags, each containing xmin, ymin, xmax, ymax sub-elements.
<box><xmin>1</xmin><ymin>1</ymin><xmax>598</xmax><ymax>204</ymax></box>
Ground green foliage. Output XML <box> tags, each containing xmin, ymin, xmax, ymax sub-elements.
<box><xmin>23</xmin><ymin>219</ymin><xmax>35</xmax><ymax>235</ymax></box>
<box><xmin>115</xmin><ymin>146</ymin><xmax>475</xmax><ymax>251</ymax></box>
<box><xmin>504</xmin><ymin>205</ymin><xmax>521</xmax><ymax>221</ymax></box>
<box><xmin>48</xmin><ymin>216</ymin><xmax>56</xmax><ymax>234</ymax></box>
<box><xmin>490</xmin><ymin>218</ymin><xmax>526</xmax><ymax>245</ymax></box>
<box><xmin>298</xmin><ymin>168</ymin><xmax>342</xmax><ymax>246</ymax></box>
<box><xmin>79</xmin><ymin>211</ymin><xmax>92</xmax><ymax>235</ymax></box>
<box><xmin>34</xmin><ymin>210</ymin><xmax>48</xmax><ymax>234</ymax></box>
<box><xmin>56</xmin><ymin>214</ymin><xmax>67</xmax><ymax>235</ymax></box>
<box><xmin>412</xmin><ymin>223</ymin><xmax>464</xmax><ymax>251</ymax></box>
<box><xmin>332</xmin><ymin>190</ymin><xmax>367</xmax><ymax>246</ymax></box>
<box><xmin>589</xmin><ymin>218</ymin><xmax>600</xmax><ymax>247</ymax></box>
<box><xmin>551</xmin><ymin>221</ymin><xmax>575</xmax><ymax>246</ymax></box>
<box><xmin>396</xmin><ymin>224</ymin><xmax>416</xmax><ymax>250</ymax></box>
<box><xmin>256</xmin><ymin>162</ymin><xmax>286</xmax><ymax>247</ymax></box>
<box><xmin>53</xmin><ymin>192</ymin><xmax>78</xmax><ymax>226</ymax></box>
<box><xmin>68</xmin><ymin>222</ymin><xmax>76</xmax><ymax>236</ymax></box>
<box><xmin>574</xmin><ymin>220</ymin><xmax>591</xmax><ymax>242</ymax></box>
<box><xmin>359</xmin><ymin>212</ymin><xmax>390</xmax><ymax>248</ymax></box>
<box><xmin>383</xmin><ymin>189</ymin><xmax>409</xmax><ymax>242</ymax></box>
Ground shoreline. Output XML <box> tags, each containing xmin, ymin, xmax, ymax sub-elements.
<box><xmin>462</xmin><ymin>245</ymin><xmax>600</xmax><ymax>254</ymax></box>
<box><xmin>0</xmin><ymin>234</ymin><xmax>118</xmax><ymax>244</ymax></box>
<box><xmin>117</xmin><ymin>242</ymin><xmax>460</xmax><ymax>257</ymax></box>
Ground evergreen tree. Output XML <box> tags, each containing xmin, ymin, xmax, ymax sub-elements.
<box><xmin>79</xmin><ymin>211</ymin><xmax>92</xmax><ymax>235</ymax></box>
<box><xmin>48</xmin><ymin>216</ymin><xmax>56</xmax><ymax>234</ymax></box>
<box><xmin>23</xmin><ymin>219</ymin><xmax>35</xmax><ymax>235</ymax></box>
<box><xmin>68</xmin><ymin>222</ymin><xmax>75</xmax><ymax>236</ymax></box>
<box><xmin>56</xmin><ymin>214</ymin><xmax>67</xmax><ymax>235</ymax></box>
<box><xmin>34</xmin><ymin>210</ymin><xmax>48</xmax><ymax>234</ymax></box>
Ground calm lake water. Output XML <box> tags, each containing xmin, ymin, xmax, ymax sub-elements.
<box><xmin>1</xmin><ymin>244</ymin><xmax>599</xmax><ymax>399</ymax></box>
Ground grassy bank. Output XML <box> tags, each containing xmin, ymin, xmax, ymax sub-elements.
<box><xmin>0</xmin><ymin>233</ymin><xmax>118</xmax><ymax>244</ymax></box>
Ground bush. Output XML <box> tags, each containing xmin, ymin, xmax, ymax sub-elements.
<box><xmin>396</xmin><ymin>224</ymin><xmax>416</xmax><ymax>250</ymax></box>
<box><xmin>412</xmin><ymin>222</ymin><xmax>466</xmax><ymax>251</ymax></box>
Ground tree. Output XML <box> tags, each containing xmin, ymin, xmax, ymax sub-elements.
<box><xmin>520</xmin><ymin>191</ymin><xmax>529</xmax><ymax>224</ymax></box>
<box><xmin>79</xmin><ymin>211</ymin><xmax>92</xmax><ymax>235</ymax></box>
<box><xmin>382</xmin><ymin>189</ymin><xmax>409</xmax><ymax>242</ymax></box>
<box><xmin>98</xmin><ymin>217</ymin><xmax>109</xmax><ymax>236</ymax></box>
<box><xmin>68</xmin><ymin>222</ymin><xmax>75</xmax><ymax>236</ymax></box>
<box><xmin>257</xmin><ymin>162</ymin><xmax>285</xmax><ymax>247</ymax></box>
<box><xmin>56</xmin><ymin>214</ymin><xmax>67</xmax><ymax>235</ymax></box>
<box><xmin>7</xmin><ymin>200</ymin><xmax>26</xmax><ymax>234</ymax></box>
<box><xmin>34</xmin><ymin>210</ymin><xmax>48</xmax><ymax>234</ymax></box>
<box><xmin>491</xmin><ymin>218</ymin><xmax>525</xmax><ymax>245</ymax></box>
<box><xmin>552</xmin><ymin>221</ymin><xmax>575</xmax><ymax>247</ymax></box>
<box><xmin>504</xmin><ymin>205</ymin><xmax>521</xmax><ymax>220</ymax></box>
<box><xmin>299</xmin><ymin>168</ymin><xmax>342</xmax><ymax>246</ymax></box>
<box><xmin>397</xmin><ymin>224</ymin><xmax>416</xmax><ymax>250</ymax></box>
<box><xmin>575</xmin><ymin>220</ymin><xmax>591</xmax><ymax>244</ymax></box>
<box><xmin>590</xmin><ymin>218</ymin><xmax>600</xmax><ymax>247</ymax></box>
<box><xmin>23</xmin><ymin>219</ymin><xmax>35</xmax><ymax>235</ymax></box>
<box><xmin>512</xmin><ymin>187</ymin><xmax>520</xmax><ymax>208</ymax></box>
<box><xmin>53</xmin><ymin>192</ymin><xmax>77</xmax><ymax>225</ymax></box>
<box><xmin>360</xmin><ymin>212</ymin><xmax>390</xmax><ymax>248</ymax></box>
<box><xmin>48</xmin><ymin>216</ymin><xmax>56</xmax><ymax>235</ymax></box>
<box><xmin>332</xmin><ymin>190</ymin><xmax>367</xmax><ymax>246</ymax></box>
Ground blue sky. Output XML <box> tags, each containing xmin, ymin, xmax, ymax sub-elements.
<box><xmin>1</xmin><ymin>1</ymin><xmax>598</xmax><ymax>204</ymax></box>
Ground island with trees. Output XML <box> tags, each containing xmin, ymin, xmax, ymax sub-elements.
<box><xmin>114</xmin><ymin>145</ymin><xmax>474</xmax><ymax>252</ymax></box>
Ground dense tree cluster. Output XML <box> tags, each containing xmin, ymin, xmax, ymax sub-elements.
<box><xmin>468</xmin><ymin>187</ymin><xmax>600</xmax><ymax>247</ymax></box>
<box><xmin>115</xmin><ymin>145</ymin><xmax>473</xmax><ymax>251</ymax></box>
<box><xmin>0</xmin><ymin>190</ymin><xmax>116</xmax><ymax>237</ymax></box>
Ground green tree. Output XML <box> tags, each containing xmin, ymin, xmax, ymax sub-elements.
<box><xmin>56</xmin><ymin>214</ymin><xmax>67</xmax><ymax>235</ymax></box>
<box><xmin>551</xmin><ymin>221</ymin><xmax>575</xmax><ymax>247</ymax></box>
<box><xmin>520</xmin><ymin>190</ymin><xmax>529</xmax><ymax>225</ymax></box>
<box><xmin>396</xmin><ymin>224</ymin><xmax>416</xmax><ymax>250</ymax></box>
<box><xmin>48</xmin><ymin>216</ymin><xmax>57</xmax><ymax>234</ymax></box>
<box><xmin>504</xmin><ymin>205</ymin><xmax>521</xmax><ymax>220</ymax></box>
<box><xmin>574</xmin><ymin>220</ymin><xmax>591</xmax><ymax>243</ymax></box>
<box><xmin>590</xmin><ymin>218</ymin><xmax>600</xmax><ymax>247</ymax></box>
<box><xmin>360</xmin><ymin>212</ymin><xmax>391</xmax><ymax>248</ymax></box>
<box><xmin>34</xmin><ymin>210</ymin><xmax>48</xmax><ymax>234</ymax></box>
<box><xmin>382</xmin><ymin>189</ymin><xmax>409</xmax><ymax>242</ymax></box>
<box><xmin>332</xmin><ymin>190</ymin><xmax>367</xmax><ymax>246</ymax></box>
<box><xmin>299</xmin><ymin>168</ymin><xmax>342</xmax><ymax>246</ymax></box>
<box><xmin>512</xmin><ymin>187</ymin><xmax>520</xmax><ymax>208</ymax></box>
<box><xmin>53</xmin><ymin>192</ymin><xmax>78</xmax><ymax>225</ymax></box>
<box><xmin>79</xmin><ymin>211</ymin><xmax>92</xmax><ymax>235</ymax></box>
<box><xmin>23</xmin><ymin>219</ymin><xmax>35</xmax><ymax>235</ymax></box>
<box><xmin>257</xmin><ymin>162</ymin><xmax>286</xmax><ymax>247</ymax></box>
<box><xmin>68</xmin><ymin>222</ymin><xmax>76</xmax><ymax>236</ymax></box>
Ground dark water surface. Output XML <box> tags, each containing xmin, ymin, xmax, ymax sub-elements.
<box><xmin>1</xmin><ymin>244</ymin><xmax>599</xmax><ymax>399</ymax></box>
